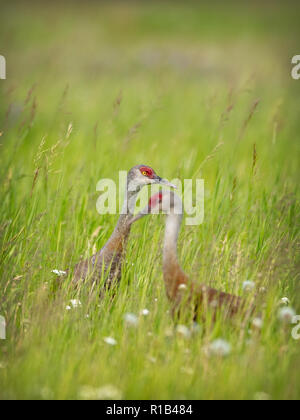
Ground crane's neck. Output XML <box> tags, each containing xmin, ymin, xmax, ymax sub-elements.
<box><xmin>164</xmin><ymin>213</ymin><xmax>182</xmax><ymax>257</ymax></box>
<box><xmin>163</xmin><ymin>212</ymin><xmax>187</xmax><ymax>299</ymax></box>
<box><xmin>102</xmin><ymin>188</ymin><xmax>139</xmax><ymax>255</ymax></box>
<box><xmin>116</xmin><ymin>189</ymin><xmax>138</xmax><ymax>232</ymax></box>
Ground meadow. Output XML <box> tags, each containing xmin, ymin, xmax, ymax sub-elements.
<box><xmin>0</xmin><ymin>1</ymin><xmax>300</xmax><ymax>400</ymax></box>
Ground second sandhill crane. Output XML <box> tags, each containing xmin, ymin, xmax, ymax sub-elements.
<box><xmin>63</xmin><ymin>165</ymin><xmax>175</xmax><ymax>293</ymax></box>
<box><xmin>132</xmin><ymin>191</ymin><xmax>251</xmax><ymax>321</ymax></box>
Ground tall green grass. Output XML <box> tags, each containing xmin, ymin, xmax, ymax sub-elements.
<box><xmin>0</xmin><ymin>0</ymin><xmax>299</xmax><ymax>400</ymax></box>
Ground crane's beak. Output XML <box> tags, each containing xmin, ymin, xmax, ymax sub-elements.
<box><xmin>155</xmin><ymin>176</ymin><xmax>177</xmax><ymax>189</ymax></box>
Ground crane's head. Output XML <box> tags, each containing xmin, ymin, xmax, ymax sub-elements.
<box><xmin>130</xmin><ymin>190</ymin><xmax>183</xmax><ymax>224</ymax></box>
<box><xmin>127</xmin><ymin>165</ymin><xmax>176</xmax><ymax>193</ymax></box>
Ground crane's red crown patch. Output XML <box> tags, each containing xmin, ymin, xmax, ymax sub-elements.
<box><xmin>148</xmin><ymin>192</ymin><xmax>163</xmax><ymax>209</ymax></box>
<box><xmin>139</xmin><ymin>166</ymin><xmax>155</xmax><ymax>179</ymax></box>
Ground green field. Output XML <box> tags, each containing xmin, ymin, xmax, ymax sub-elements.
<box><xmin>0</xmin><ymin>1</ymin><xmax>300</xmax><ymax>400</ymax></box>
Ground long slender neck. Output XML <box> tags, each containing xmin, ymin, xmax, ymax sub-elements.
<box><xmin>116</xmin><ymin>189</ymin><xmax>138</xmax><ymax>232</ymax></box>
<box><xmin>103</xmin><ymin>188</ymin><xmax>139</xmax><ymax>255</ymax></box>
<box><xmin>163</xmin><ymin>212</ymin><xmax>187</xmax><ymax>299</ymax></box>
<box><xmin>163</xmin><ymin>213</ymin><xmax>181</xmax><ymax>261</ymax></box>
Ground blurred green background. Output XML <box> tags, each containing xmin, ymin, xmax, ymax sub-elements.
<box><xmin>0</xmin><ymin>0</ymin><xmax>299</xmax><ymax>400</ymax></box>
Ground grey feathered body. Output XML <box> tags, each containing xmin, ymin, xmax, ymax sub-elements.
<box><xmin>70</xmin><ymin>215</ymin><xmax>131</xmax><ymax>291</ymax></box>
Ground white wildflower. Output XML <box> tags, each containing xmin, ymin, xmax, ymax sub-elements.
<box><xmin>280</xmin><ymin>297</ymin><xmax>290</xmax><ymax>305</ymax></box>
<box><xmin>207</xmin><ymin>339</ymin><xmax>231</xmax><ymax>357</ymax></box>
<box><xmin>65</xmin><ymin>305</ymin><xmax>71</xmax><ymax>311</ymax></box>
<box><xmin>242</xmin><ymin>280</ymin><xmax>255</xmax><ymax>292</ymax></box>
<box><xmin>176</xmin><ymin>325</ymin><xmax>191</xmax><ymax>339</ymax></box>
<box><xmin>178</xmin><ymin>284</ymin><xmax>187</xmax><ymax>290</ymax></box>
<box><xmin>278</xmin><ymin>307</ymin><xmax>296</xmax><ymax>323</ymax></box>
<box><xmin>51</xmin><ymin>269</ymin><xmax>66</xmax><ymax>276</ymax></box>
<box><xmin>79</xmin><ymin>385</ymin><xmax>122</xmax><ymax>400</ymax></box>
<box><xmin>103</xmin><ymin>337</ymin><xmax>117</xmax><ymax>346</ymax></box>
<box><xmin>141</xmin><ymin>309</ymin><xmax>150</xmax><ymax>316</ymax></box>
<box><xmin>70</xmin><ymin>299</ymin><xmax>82</xmax><ymax>308</ymax></box>
<box><xmin>124</xmin><ymin>313</ymin><xmax>139</xmax><ymax>327</ymax></box>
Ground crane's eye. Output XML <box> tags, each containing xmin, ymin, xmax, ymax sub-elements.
<box><xmin>140</xmin><ymin>167</ymin><xmax>154</xmax><ymax>178</ymax></box>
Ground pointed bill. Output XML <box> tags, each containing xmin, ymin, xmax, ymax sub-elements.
<box><xmin>156</xmin><ymin>177</ymin><xmax>177</xmax><ymax>189</ymax></box>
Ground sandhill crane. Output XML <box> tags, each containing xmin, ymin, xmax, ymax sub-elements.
<box><xmin>64</xmin><ymin>166</ymin><xmax>175</xmax><ymax>293</ymax></box>
<box><xmin>132</xmin><ymin>191</ymin><xmax>252</xmax><ymax>322</ymax></box>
